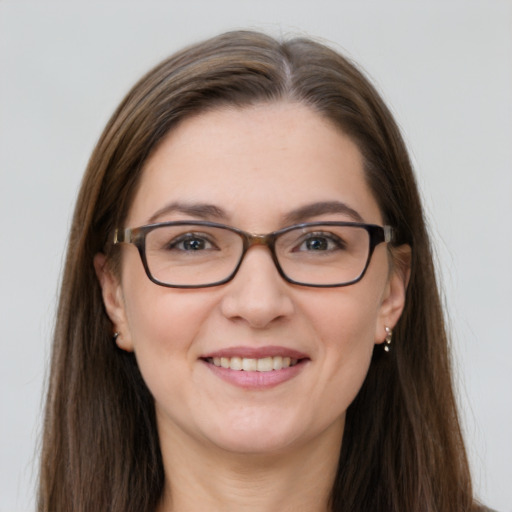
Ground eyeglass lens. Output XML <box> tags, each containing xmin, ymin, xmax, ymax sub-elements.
<box><xmin>143</xmin><ymin>223</ymin><xmax>372</xmax><ymax>287</ymax></box>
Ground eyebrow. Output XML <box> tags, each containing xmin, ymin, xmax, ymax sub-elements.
<box><xmin>147</xmin><ymin>201</ymin><xmax>228</xmax><ymax>224</ymax></box>
<box><xmin>146</xmin><ymin>199</ymin><xmax>364</xmax><ymax>226</ymax></box>
<box><xmin>282</xmin><ymin>201</ymin><xmax>364</xmax><ymax>225</ymax></box>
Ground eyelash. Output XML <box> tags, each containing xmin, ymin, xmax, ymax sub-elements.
<box><xmin>293</xmin><ymin>232</ymin><xmax>346</xmax><ymax>252</ymax></box>
<box><xmin>166</xmin><ymin>233</ymin><xmax>217</xmax><ymax>251</ymax></box>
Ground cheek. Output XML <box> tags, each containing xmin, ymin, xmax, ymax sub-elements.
<box><xmin>302</xmin><ymin>286</ymin><xmax>383</xmax><ymax>405</ymax></box>
<box><xmin>307</xmin><ymin>284</ymin><xmax>382</xmax><ymax>353</ymax></box>
<box><xmin>121</xmin><ymin>284</ymin><xmax>221</xmax><ymax>417</ymax></box>
<box><xmin>123</xmin><ymin>286</ymin><xmax>215</xmax><ymax>357</ymax></box>
<box><xmin>119</xmin><ymin>249</ymin><xmax>214</xmax><ymax>354</ymax></box>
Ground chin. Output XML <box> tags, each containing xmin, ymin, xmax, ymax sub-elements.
<box><xmin>201</xmin><ymin>408</ymin><xmax>343</xmax><ymax>457</ymax></box>
<box><xmin>210</xmin><ymin>429</ymin><xmax>301</xmax><ymax>456</ymax></box>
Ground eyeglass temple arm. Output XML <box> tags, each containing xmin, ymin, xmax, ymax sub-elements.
<box><xmin>383</xmin><ymin>225</ymin><xmax>394</xmax><ymax>243</ymax></box>
<box><xmin>113</xmin><ymin>228</ymin><xmax>133</xmax><ymax>244</ymax></box>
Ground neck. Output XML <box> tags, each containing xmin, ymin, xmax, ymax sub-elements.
<box><xmin>156</xmin><ymin>422</ymin><xmax>343</xmax><ymax>512</ymax></box>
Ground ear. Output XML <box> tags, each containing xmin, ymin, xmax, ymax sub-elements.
<box><xmin>375</xmin><ymin>245</ymin><xmax>411</xmax><ymax>344</ymax></box>
<box><xmin>94</xmin><ymin>253</ymin><xmax>134</xmax><ymax>352</ymax></box>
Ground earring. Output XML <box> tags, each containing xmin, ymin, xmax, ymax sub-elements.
<box><xmin>384</xmin><ymin>326</ymin><xmax>392</xmax><ymax>352</ymax></box>
<box><xmin>113</xmin><ymin>332</ymin><xmax>120</xmax><ymax>343</ymax></box>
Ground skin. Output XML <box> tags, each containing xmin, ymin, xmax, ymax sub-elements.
<box><xmin>95</xmin><ymin>102</ymin><xmax>409</xmax><ymax>512</ymax></box>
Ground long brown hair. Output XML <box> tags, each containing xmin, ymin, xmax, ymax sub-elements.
<box><xmin>39</xmin><ymin>30</ymin><xmax>480</xmax><ymax>512</ymax></box>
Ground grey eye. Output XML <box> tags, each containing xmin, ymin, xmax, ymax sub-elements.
<box><xmin>295</xmin><ymin>232</ymin><xmax>345</xmax><ymax>252</ymax></box>
<box><xmin>168</xmin><ymin>234</ymin><xmax>215</xmax><ymax>251</ymax></box>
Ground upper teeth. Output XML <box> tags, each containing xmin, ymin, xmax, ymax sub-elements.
<box><xmin>209</xmin><ymin>356</ymin><xmax>298</xmax><ymax>372</ymax></box>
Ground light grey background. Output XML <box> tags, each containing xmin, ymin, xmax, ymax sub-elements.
<box><xmin>1</xmin><ymin>2</ymin><xmax>511</xmax><ymax>511</ymax></box>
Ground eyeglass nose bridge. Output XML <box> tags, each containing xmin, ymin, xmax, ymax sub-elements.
<box><xmin>233</xmin><ymin>231</ymin><xmax>284</xmax><ymax>278</ymax></box>
<box><xmin>240</xmin><ymin>231</ymin><xmax>278</xmax><ymax>254</ymax></box>
<box><xmin>244</xmin><ymin>232</ymin><xmax>274</xmax><ymax>246</ymax></box>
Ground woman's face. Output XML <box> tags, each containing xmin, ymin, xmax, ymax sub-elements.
<box><xmin>97</xmin><ymin>103</ymin><xmax>408</xmax><ymax>456</ymax></box>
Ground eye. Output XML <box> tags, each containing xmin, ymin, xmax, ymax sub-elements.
<box><xmin>295</xmin><ymin>232</ymin><xmax>346</xmax><ymax>252</ymax></box>
<box><xmin>167</xmin><ymin>233</ymin><xmax>216</xmax><ymax>251</ymax></box>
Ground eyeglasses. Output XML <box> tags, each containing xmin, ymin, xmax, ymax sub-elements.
<box><xmin>113</xmin><ymin>221</ymin><xmax>394</xmax><ymax>288</ymax></box>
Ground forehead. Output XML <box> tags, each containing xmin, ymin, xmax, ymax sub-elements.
<box><xmin>126</xmin><ymin>103</ymin><xmax>383</xmax><ymax>228</ymax></box>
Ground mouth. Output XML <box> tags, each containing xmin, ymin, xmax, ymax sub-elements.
<box><xmin>200</xmin><ymin>346</ymin><xmax>309</xmax><ymax>388</ymax></box>
<box><xmin>204</xmin><ymin>355</ymin><xmax>301</xmax><ymax>372</ymax></box>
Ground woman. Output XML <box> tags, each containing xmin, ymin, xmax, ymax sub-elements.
<box><xmin>39</xmin><ymin>30</ymin><xmax>488</xmax><ymax>511</ymax></box>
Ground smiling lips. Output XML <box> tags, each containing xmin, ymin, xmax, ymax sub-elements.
<box><xmin>207</xmin><ymin>355</ymin><xmax>298</xmax><ymax>372</ymax></box>
<box><xmin>201</xmin><ymin>347</ymin><xmax>309</xmax><ymax>388</ymax></box>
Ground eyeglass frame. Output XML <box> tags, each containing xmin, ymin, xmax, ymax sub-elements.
<box><xmin>113</xmin><ymin>220</ymin><xmax>394</xmax><ymax>289</ymax></box>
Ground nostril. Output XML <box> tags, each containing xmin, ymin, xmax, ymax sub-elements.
<box><xmin>219</xmin><ymin>286</ymin><xmax>294</xmax><ymax>329</ymax></box>
<box><xmin>219</xmin><ymin>246</ymin><xmax>295</xmax><ymax>327</ymax></box>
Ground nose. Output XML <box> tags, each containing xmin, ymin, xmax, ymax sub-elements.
<box><xmin>219</xmin><ymin>246</ymin><xmax>295</xmax><ymax>329</ymax></box>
